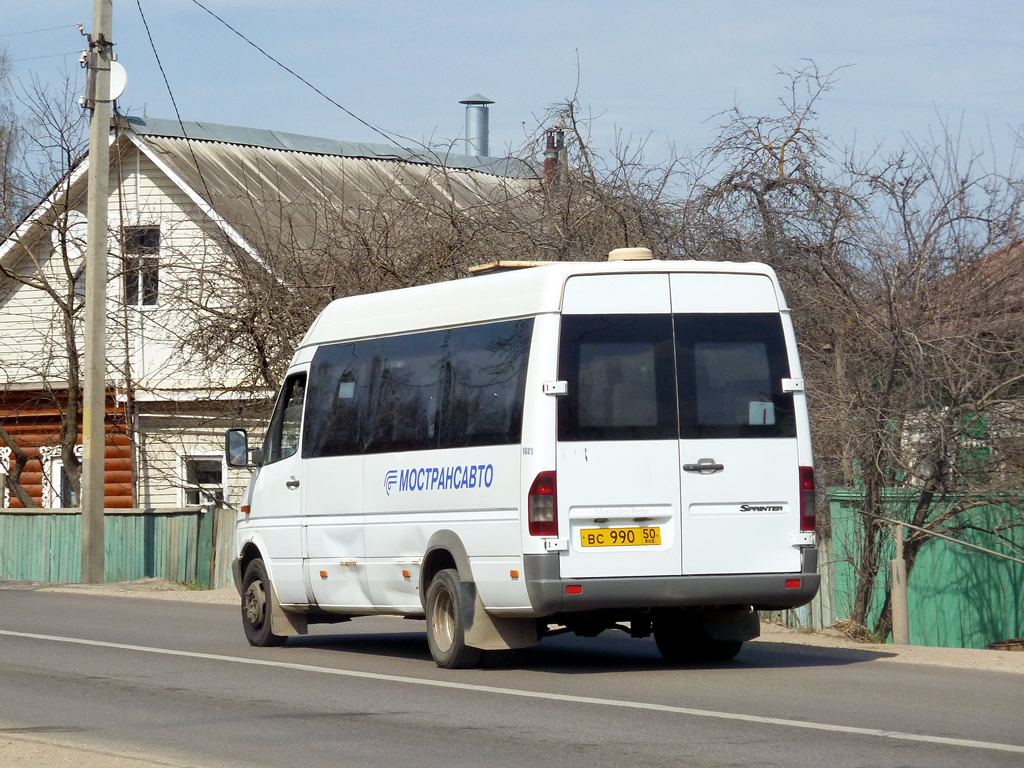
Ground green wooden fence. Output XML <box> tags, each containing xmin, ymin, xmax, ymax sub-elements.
<box><xmin>828</xmin><ymin>488</ymin><xmax>1024</xmax><ymax>648</ymax></box>
<box><xmin>0</xmin><ymin>508</ymin><xmax>221</xmax><ymax>588</ymax></box>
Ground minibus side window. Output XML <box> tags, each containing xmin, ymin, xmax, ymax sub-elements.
<box><xmin>441</xmin><ymin>319</ymin><xmax>532</xmax><ymax>448</ymax></box>
<box><xmin>364</xmin><ymin>332</ymin><xmax>446</xmax><ymax>454</ymax></box>
<box><xmin>304</xmin><ymin>319</ymin><xmax>533</xmax><ymax>457</ymax></box>
<box><xmin>303</xmin><ymin>343</ymin><xmax>367</xmax><ymax>458</ymax></box>
<box><xmin>676</xmin><ymin>313</ymin><xmax>796</xmax><ymax>439</ymax></box>
<box><xmin>263</xmin><ymin>373</ymin><xmax>307</xmax><ymax>464</ymax></box>
<box><xmin>558</xmin><ymin>314</ymin><xmax>676</xmax><ymax>442</ymax></box>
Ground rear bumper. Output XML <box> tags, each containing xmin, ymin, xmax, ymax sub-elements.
<box><xmin>523</xmin><ymin>547</ymin><xmax>820</xmax><ymax>615</ymax></box>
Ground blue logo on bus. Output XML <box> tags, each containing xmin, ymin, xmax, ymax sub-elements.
<box><xmin>384</xmin><ymin>470</ymin><xmax>399</xmax><ymax>496</ymax></box>
<box><xmin>385</xmin><ymin>464</ymin><xmax>494</xmax><ymax>496</ymax></box>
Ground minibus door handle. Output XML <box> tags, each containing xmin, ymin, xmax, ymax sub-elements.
<box><xmin>285</xmin><ymin>477</ymin><xmax>301</xmax><ymax>489</ymax></box>
<box><xmin>683</xmin><ymin>459</ymin><xmax>724</xmax><ymax>474</ymax></box>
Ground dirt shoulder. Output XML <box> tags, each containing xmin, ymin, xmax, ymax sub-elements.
<box><xmin>0</xmin><ymin>735</ymin><xmax>206</xmax><ymax>768</ymax></box>
<box><xmin>754</xmin><ymin>621</ymin><xmax>1024</xmax><ymax>675</ymax></box>
<box><xmin>19</xmin><ymin>577</ymin><xmax>241</xmax><ymax>604</ymax></box>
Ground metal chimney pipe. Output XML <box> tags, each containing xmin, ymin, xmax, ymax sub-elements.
<box><xmin>460</xmin><ymin>93</ymin><xmax>494</xmax><ymax>157</ymax></box>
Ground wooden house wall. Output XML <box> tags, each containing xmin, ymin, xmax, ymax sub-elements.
<box><xmin>135</xmin><ymin>405</ymin><xmax>264</xmax><ymax>509</ymax></box>
<box><xmin>0</xmin><ymin>390</ymin><xmax>133</xmax><ymax>508</ymax></box>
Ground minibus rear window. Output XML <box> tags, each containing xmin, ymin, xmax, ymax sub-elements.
<box><xmin>558</xmin><ymin>313</ymin><xmax>797</xmax><ymax>443</ymax></box>
<box><xmin>676</xmin><ymin>313</ymin><xmax>796</xmax><ymax>439</ymax></box>
<box><xmin>558</xmin><ymin>314</ymin><xmax>677</xmax><ymax>442</ymax></box>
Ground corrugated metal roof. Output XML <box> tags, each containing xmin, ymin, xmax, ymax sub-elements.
<box><xmin>121</xmin><ymin>115</ymin><xmax>540</xmax><ymax>259</ymax></box>
<box><xmin>124</xmin><ymin>115</ymin><xmax>536</xmax><ymax>179</ymax></box>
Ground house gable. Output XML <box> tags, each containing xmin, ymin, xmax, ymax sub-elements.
<box><xmin>0</xmin><ymin>135</ymin><xmax>260</xmax><ymax>394</ymax></box>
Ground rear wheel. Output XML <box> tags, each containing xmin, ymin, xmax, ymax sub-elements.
<box><xmin>241</xmin><ymin>559</ymin><xmax>286</xmax><ymax>647</ymax></box>
<box><xmin>425</xmin><ymin>569</ymin><xmax>482</xmax><ymax>669</ymax></box>
<box><xmin>654</xmin><ymin>612</ymin><xmax>742</xmax><ymax>663</ymax></box>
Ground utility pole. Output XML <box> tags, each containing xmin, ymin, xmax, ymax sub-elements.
<box><xmin>891</xmin><ymin>523</ymin><xmax>910</xmax><ymax>645</ymax></box>
<box><xmin>81</xmin><ymin>0</ymin><xmax>113</xmax><ymax>583</ymax></box>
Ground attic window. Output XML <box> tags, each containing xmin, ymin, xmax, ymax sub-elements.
<box><xmin>123</xmin><ymin>226</ymin><xmax>159</xmax><ymax>306</ymax></box>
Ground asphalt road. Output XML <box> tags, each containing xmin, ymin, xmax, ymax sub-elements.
<box><xmin>1</xmin><ymin>588</ymin><xmax>1022</xmax><ymax>768</ymax></box>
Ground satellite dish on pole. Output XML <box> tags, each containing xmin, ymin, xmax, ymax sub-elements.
<box><xmin>109</xmin><ymin>60</ymin><xmax>127</xmax><ymax>101</ymax></box>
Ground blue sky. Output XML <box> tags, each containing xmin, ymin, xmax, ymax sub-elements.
<box><xmin>3</xmin><ymin>1</ymin><xmax>1022</xmax><ymax>166</ymax></box>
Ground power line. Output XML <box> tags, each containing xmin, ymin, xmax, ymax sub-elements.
<box><xmin>134</xmin><ymin>0</ymin><xmax>216</xmax><ymax>209</ymax></box>
<box><xmin>0</xmin><ymin>24</ymin><xmax>80</xmax><ymax>38</ymax></box>
<box><xmin>13</xmin><ymin>51</ymin><xmax>81</xmax><ymax>63</ymax></box>
<box><xmin>186</xmin><ymin>0</ymin><xmax>406</xmax><ymax>152</ymax></box>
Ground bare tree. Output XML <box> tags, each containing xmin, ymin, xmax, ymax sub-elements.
<box><xmin>1</xmin><ymin>46</ymin><xmax>23</xmax><ymax>236</ymax></box>
<box><xmin>525</xmin><ymin>97</ymin><xmax>691</xmax><ymax>261</ymax></box>
<box><xmin>695</xmin><ymin>64</ymin><xmax>1024</xmax><ymax>639</ymax></box>
<box><xmin>834</xmin><ymin>134</ymin><xmax>1024</xmax><ymax>638</ymax></box>
<box><xmin>0</xmin><ymin>72</ymin><xmax>90</xmax><ymax>507</ymax></box>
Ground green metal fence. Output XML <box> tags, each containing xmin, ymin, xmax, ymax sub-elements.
<box><xmin>0</xmin><ymin>508</ymin><xmax>219</xmax><ymax>588</ymax></box>
<box><xmin>829</xmin><ymin>488</ymin><xmax>1024</xmax><ymax>648</ymax></box>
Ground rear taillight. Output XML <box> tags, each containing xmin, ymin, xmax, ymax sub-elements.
<box><xmin>528</xmin><ymin>471</ymin><xmax>558</xmax><ymax>536</ymax></box>
<box><xmin>799</xmin><ymin>466</ymin><xmax>816</xmax><ymax>532</ymax></box>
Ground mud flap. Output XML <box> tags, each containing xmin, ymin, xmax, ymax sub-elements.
<box><xmin>701</xmin><ymin>608</ymin><xmax>760</xmax><ymax>642</ymax></box>
<box><xmin>464</xmin><ymin>585</ymin><xmax>538</xmax><ymax>651</ymax></box>
<box><xmin>269</xmin><ymin>584</ymin><xmax>308</xmax><ymax>637</ymax></box>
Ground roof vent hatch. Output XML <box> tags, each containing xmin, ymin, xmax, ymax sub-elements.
<box><xmin>608</xmin><ymin>247</ymin><xmax>654</xmax><ymax>262</ymax></box>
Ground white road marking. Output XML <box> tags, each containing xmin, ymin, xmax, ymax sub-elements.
<box><xmin>1</xmin><ymin>629</ymin><xmax>1021</xmax><ymax>755</ymax></box>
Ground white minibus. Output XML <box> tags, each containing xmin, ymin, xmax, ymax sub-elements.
<box><xmin>226</xmin><ymin>248</ymin><xmax>819</xmax><ymax>668</ymax></box>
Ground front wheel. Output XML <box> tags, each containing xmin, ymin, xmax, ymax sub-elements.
<box><xmin>241</xmin><ymin>558</ymin><xmax>286</xmax><ymax>647</ymax></box>
<box><xmin>425</xmin><ymin>569</ymin><xmax>482</xmax><ymax>669</ymax></box>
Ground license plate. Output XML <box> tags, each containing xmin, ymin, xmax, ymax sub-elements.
<box><xmin>580</xmin><ymin>527</ymin><xmax>661</xmax><ymax>547</ymax></box>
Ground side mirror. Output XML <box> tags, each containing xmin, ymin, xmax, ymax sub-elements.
<box><xmin>225</xmin><ymin>429</ymin><xmax>254</xmax><ymax>468</ymax></box>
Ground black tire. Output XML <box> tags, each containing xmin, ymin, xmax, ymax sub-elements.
<box><xmin>425</xmin><ymin>568</ymin><xmax>482</xmax><ymax>669</ymax></box>
<box><xmin>241</xmin><ymin>559</ymin><xmax>287</xmax><ymax>647</ymax></box>
<box><xmin>654</xmin><ymin>612</ymin><xmax>742</xmax><ymax>664</ymax></box>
